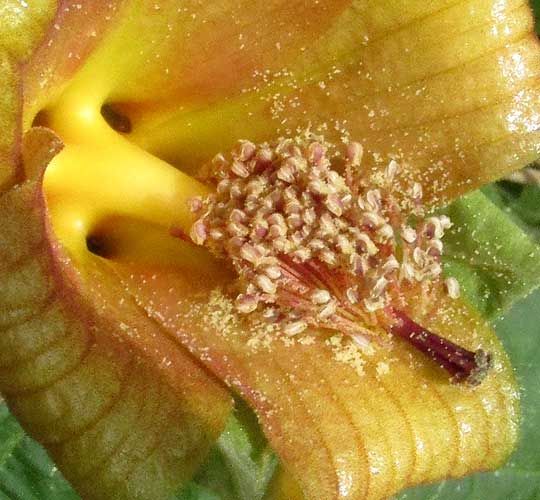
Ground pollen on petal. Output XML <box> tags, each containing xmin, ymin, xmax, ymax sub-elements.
<box><xmin>183</xmin><ymin>132</ymin><xmax>482</xmax><ymax>383</ymax></box>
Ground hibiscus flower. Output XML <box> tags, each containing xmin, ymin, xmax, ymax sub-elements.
<box><xmin>1</xmin><ymin>1</ymin><xmax>540</xmax><ymax>499</ymax></box>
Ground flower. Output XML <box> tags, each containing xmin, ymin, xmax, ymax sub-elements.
<box><xmin>1</xmin><ymin>1</ymin><xmax>539</xmax><ymax>499</ymax></box>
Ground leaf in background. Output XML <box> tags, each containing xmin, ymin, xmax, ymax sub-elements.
<box><xmin>0</xmin><ymin>406</ymin><xmax>77</xmax><ymax>500</ymax></box>
<box><xmin>440</xmin><ymin>191</ymin><xmax>540</xmax><ymax>320</ymax></box>
<box><xmin>173</xmin><ymin>483</ymin><xmax>221</xmax><ymax>500</ymax></box>
<box><xmin>532</xmin><ymin>0</ymin><xmax>540</xmax><ymax>34</ymax></box>
<box><xmin>483</xmin><ymin>183</ymin><xmax>540</xmax><ymax>245</ymax></box>
<box><xmin>0</xmin><ymin>395</ymin><xmax>278</xmax><ymax>500</ymax></box>
<box><xmin>175</xmin><ymin>400</ymin><xmax>277</xmax><ymax>500</ymax></box>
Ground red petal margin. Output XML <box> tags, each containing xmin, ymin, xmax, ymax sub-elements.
<box><xmin>0</xmin><ymin>130</ymin><xmax>232</xmax><ymax>500</ymax></box>
<box><xmin>112</xmin><ymin>261</ymin><xmax>519</xmax><ymax>500</ymax></box>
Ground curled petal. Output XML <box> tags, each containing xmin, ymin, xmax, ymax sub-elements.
<box><xmin>112</xmin><ymin>260</ymin><xmax>519</xmax><ymax>500</ymax></box>
<box><xmin>0</xmin><ymin>132</ymin><xmax>232</xmax><ymax>500</ymax></box>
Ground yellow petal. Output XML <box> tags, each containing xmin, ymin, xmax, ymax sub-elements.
<box><xmin>111</xmin><ymin>260</ymin><xmax>519</xmax><ymax>500</ymax></box>
<box><xmin>22</xmin><ymin>1</ymin><xmax>540</xmax><ymax>203</ymax></box>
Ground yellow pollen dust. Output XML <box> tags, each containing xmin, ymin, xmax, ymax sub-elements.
<box><xmin>189</xmin><ymin>131</ymin><xmax>460</xmax><ymax>340</ymax></box>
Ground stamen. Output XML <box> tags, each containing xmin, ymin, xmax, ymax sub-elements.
<box><xmin>285</xmin><ymin>320</ymin><xmax>308</xmax><ymax>336</ymax></box>
<box><xmin>186</xmin><ymin>132</ymin><xmax>490</xmax><ymax>384</ymax></box>
<box><xmin>389</xmin><ymin>310</ymin><xmax>491</xmax><ymax>385</ymax></box>
<box><xmin>445</xmin><ymin>277</ymin><xmax>461</xmax><ymax>299</ymax></box>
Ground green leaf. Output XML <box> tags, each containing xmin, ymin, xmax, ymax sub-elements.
<box><xmin>173</xmin><ymin>483</ymin><xmax>222</xmax><ymax>500</ymax></box>
<box><xmin>174</xmin><ymin>400</ymin><xmax>278</xmax><ymax>500</ymax></box>
<box><xmin>0</xmin><ymin>407</ymin><xmax>77</xmax><ymax>500</ymax></box>
<box><xmin>441</xmin><ymin>190</ymin><xmax>540</xmax><ymax>320</ymax></box>
<box><xmin>0</xmin><ymin>404</ymin><xmax>24</xmax><ymax>467</ymax></box>
<box><xmin>483</xmin><ymin>183</ymin><xmax>540</xmax><ymax>245</ymax></box>
<box><xmin>531</xmin><ymin>0</ymin><xmax>540</xmax><ymax>35</ymax></box>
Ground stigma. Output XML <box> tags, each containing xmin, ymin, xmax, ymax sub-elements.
<box><xmin>186</xmin><ymin>132</ymin><xmax>491</xmax><ymax>385</ymax></box>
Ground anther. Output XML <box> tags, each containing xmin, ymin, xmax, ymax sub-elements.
<box><xmin>362</xmin><ymin>212</ymin><xmax>384</xmax><ymax>228</ymax></box>
<box><xmin>189</xmin><ymin>196</ymin><xmax>203</xmax><ymax>213</ymax></box>
<box><xmin>190</xmin><ymin>220</ymin><xmax>207</xmax><ymax>245</ymax></box>
<box><xmin>425</xmin><ymin>217</ymin><xmax>444</xmax><ymax>239</ymax></box>
<box><xmin>256</xmin><ymin>274</ymin><xmax>278</xmax><ymax>295</ymax></box>
<box><xmin>285</xmin><ymin>321</ymin><xmax>308</xmax><ymax>336</ymax></box>
<box><xmin>347</xmin><ymin>142</ymin><xmax>364</xmax><ymax>167</ymax></box>
<box><xmin>412</xmin><ymin>182</ymin><xmax>423</xmax><ymax>200</ymax></box>
<box><xmin>311</xmin><ymin>289</ymin><xmax>331</xmax><ymax>305</ymax></box>
<box><xmin>320</xmin><ymin>249</ymin><xmax>337</xmax><ymax>266</ymax></box>
<box><xmin>319</xmin><ymin>300</ymin><xmax>337</xmax><ymax>319</ymax></box>
<box><xmin>240</xmin><ymin>243</ymin><xmax>262</xmax><ymax>265</ymax></box>
<box><xmin>356</xmin><ymin>233</ymin><xmax>378</xmax><ymax>256</ymax></box>
<box><xmin>386</xmin><ymin>160</ymin><xmax>399</xmax><ymax>182</ymax></box>
<box><xmin>378</xmin><ymin>224</ymin><xmax>394</xmax><ymax>241</ymax></box>
<box><xmin>212</xmin><ymin>153</ymin><xmax>228</xmax><ymax>170</ymax></box>
<box><xmin>292</xmin><ymin>248</ymin><xmax>311</xmax><ymax>262</ymax></box>
<box><xmin>231</xmin><ymin>160</ymin><xmax>250</xmax><ymax>178</ymax></box>
<box><xmin>308</xmin><ymin>142</ymin><xmax>326</xmax><ymax>166</ymax></box>
<box><xmin>427</xmin><ymin>240</ymin><xmax>443</xmax><ymax>257</ymax></box>
<box><xmin>366</xmin><ymin>190</ymin><xmax>382</xmax><ymax>211</ymax></box>
<box><xmin>326</xmin><ymin>193</ymin><xmax>344</xmax><ymax>217</ymax></box>
<box><xmin>287</xmin><ymin>214</ymin><xmax>303</xmax><ymax>230</ymax></box>
<box><xmin>265</xmin><ymin>266</ymin><xmax>282</xmax><ymax>280</ymax></box>
<box><xmin>236</xmin><ymin>294</ymin><xmax>259</xmax><ymax>314</ymax></box>
<box><xmin>235</xmin><ymin>140</ymin><xmax>257</xmax><ymax>161</ymax></box>
<box><xmin>346</xmin><ymin>287</ymin><xmax>359</xmax><ymax>304</ymax></box>
<box><xmin>350</xmin><ymin>253</ymin><xmax>368</xmax><ymax>276</ymax></box>
<box><xmin>413</xmin><ymin>247</ymin><xmax>427</xmax><ymax>267</ymax></box>
<box><xmin>372</xmin><ymin>276</ymin><xmax>388</xmax><ymax>297</ymax></box>
<box><xmin>401</xmin><ymin>226</ymin><xmax>417</xmax><ymax>244</ymax></box>
<box><xmin>337</xmin><ymin>234</ymin><xmax>354</xmax><ymax>255</ymax></box>
<box><xmin>445</xmin><ymin>277</ymin><xmax>460</xmax><ymax>299</ymax></box>
<box><xmin>277</xmin><ymin>161</ymin><xmax>297</xmax><ymax>183</ymax></box>
<box><xmin>187</xmin><ymin>133</ymin><xmax>489</xmax><ymax>385</ymax></box>
<box><xmin>382</xmin><ymin>256</ymin><xmax>400</xmax><ymax>275</ymax></box>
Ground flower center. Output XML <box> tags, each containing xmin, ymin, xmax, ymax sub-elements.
<box><xmin>37</xmin><ymin>82</ymin><xmax>490</xmax><ymax>386</ymax></box>
<box><xmin>39</xmin><ymin>86</ymin><xmax>208</xmax><ymax>263</ymax></box>
<box><xmin>188</xmin><ymin>132</ymin><xmax>492</xmax><ymax>385</ymax></box>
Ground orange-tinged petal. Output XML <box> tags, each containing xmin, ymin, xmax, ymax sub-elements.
<box><xmin>265</xmin><ymin>467</ymin><xmax>305</xmax><ymax>500</ymax></box>
<box><xmin>0</xmin><ymin>51</ymin><xmax>22</xmax><ymax>191</ymax></box>
<box><xmin>23</xmin><ymin>0</ymin><xmax>351</xmax><ymax>116</ymax></box>
<box><xmin>23</xmin><ymin>0</ymin><xmax>540</xmax><ymax>203</ymax></box>
<box><xmin>0</xmin><ymin>0</ymin><xmax>56</xmax><ymax>191</ymax></box>
<box><xmin>0</xmin><ymin>130</ymin><xmax>232</xmax><ymax>500</ymax></box>
<box><xmin>111</xmin><ymin>259</ymin><xmax>519</xmax><ymax>500</ymax></box>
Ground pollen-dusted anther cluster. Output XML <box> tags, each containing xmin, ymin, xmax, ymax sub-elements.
<box><xmin>187</xmin><ymin>133</ymin><xmax>490</xmax><ymax>385</ymax></box>
<box><xmin>190</xmin><ymin>133</ymin><xmax>458</xmax><ymax>329</ymax></box>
